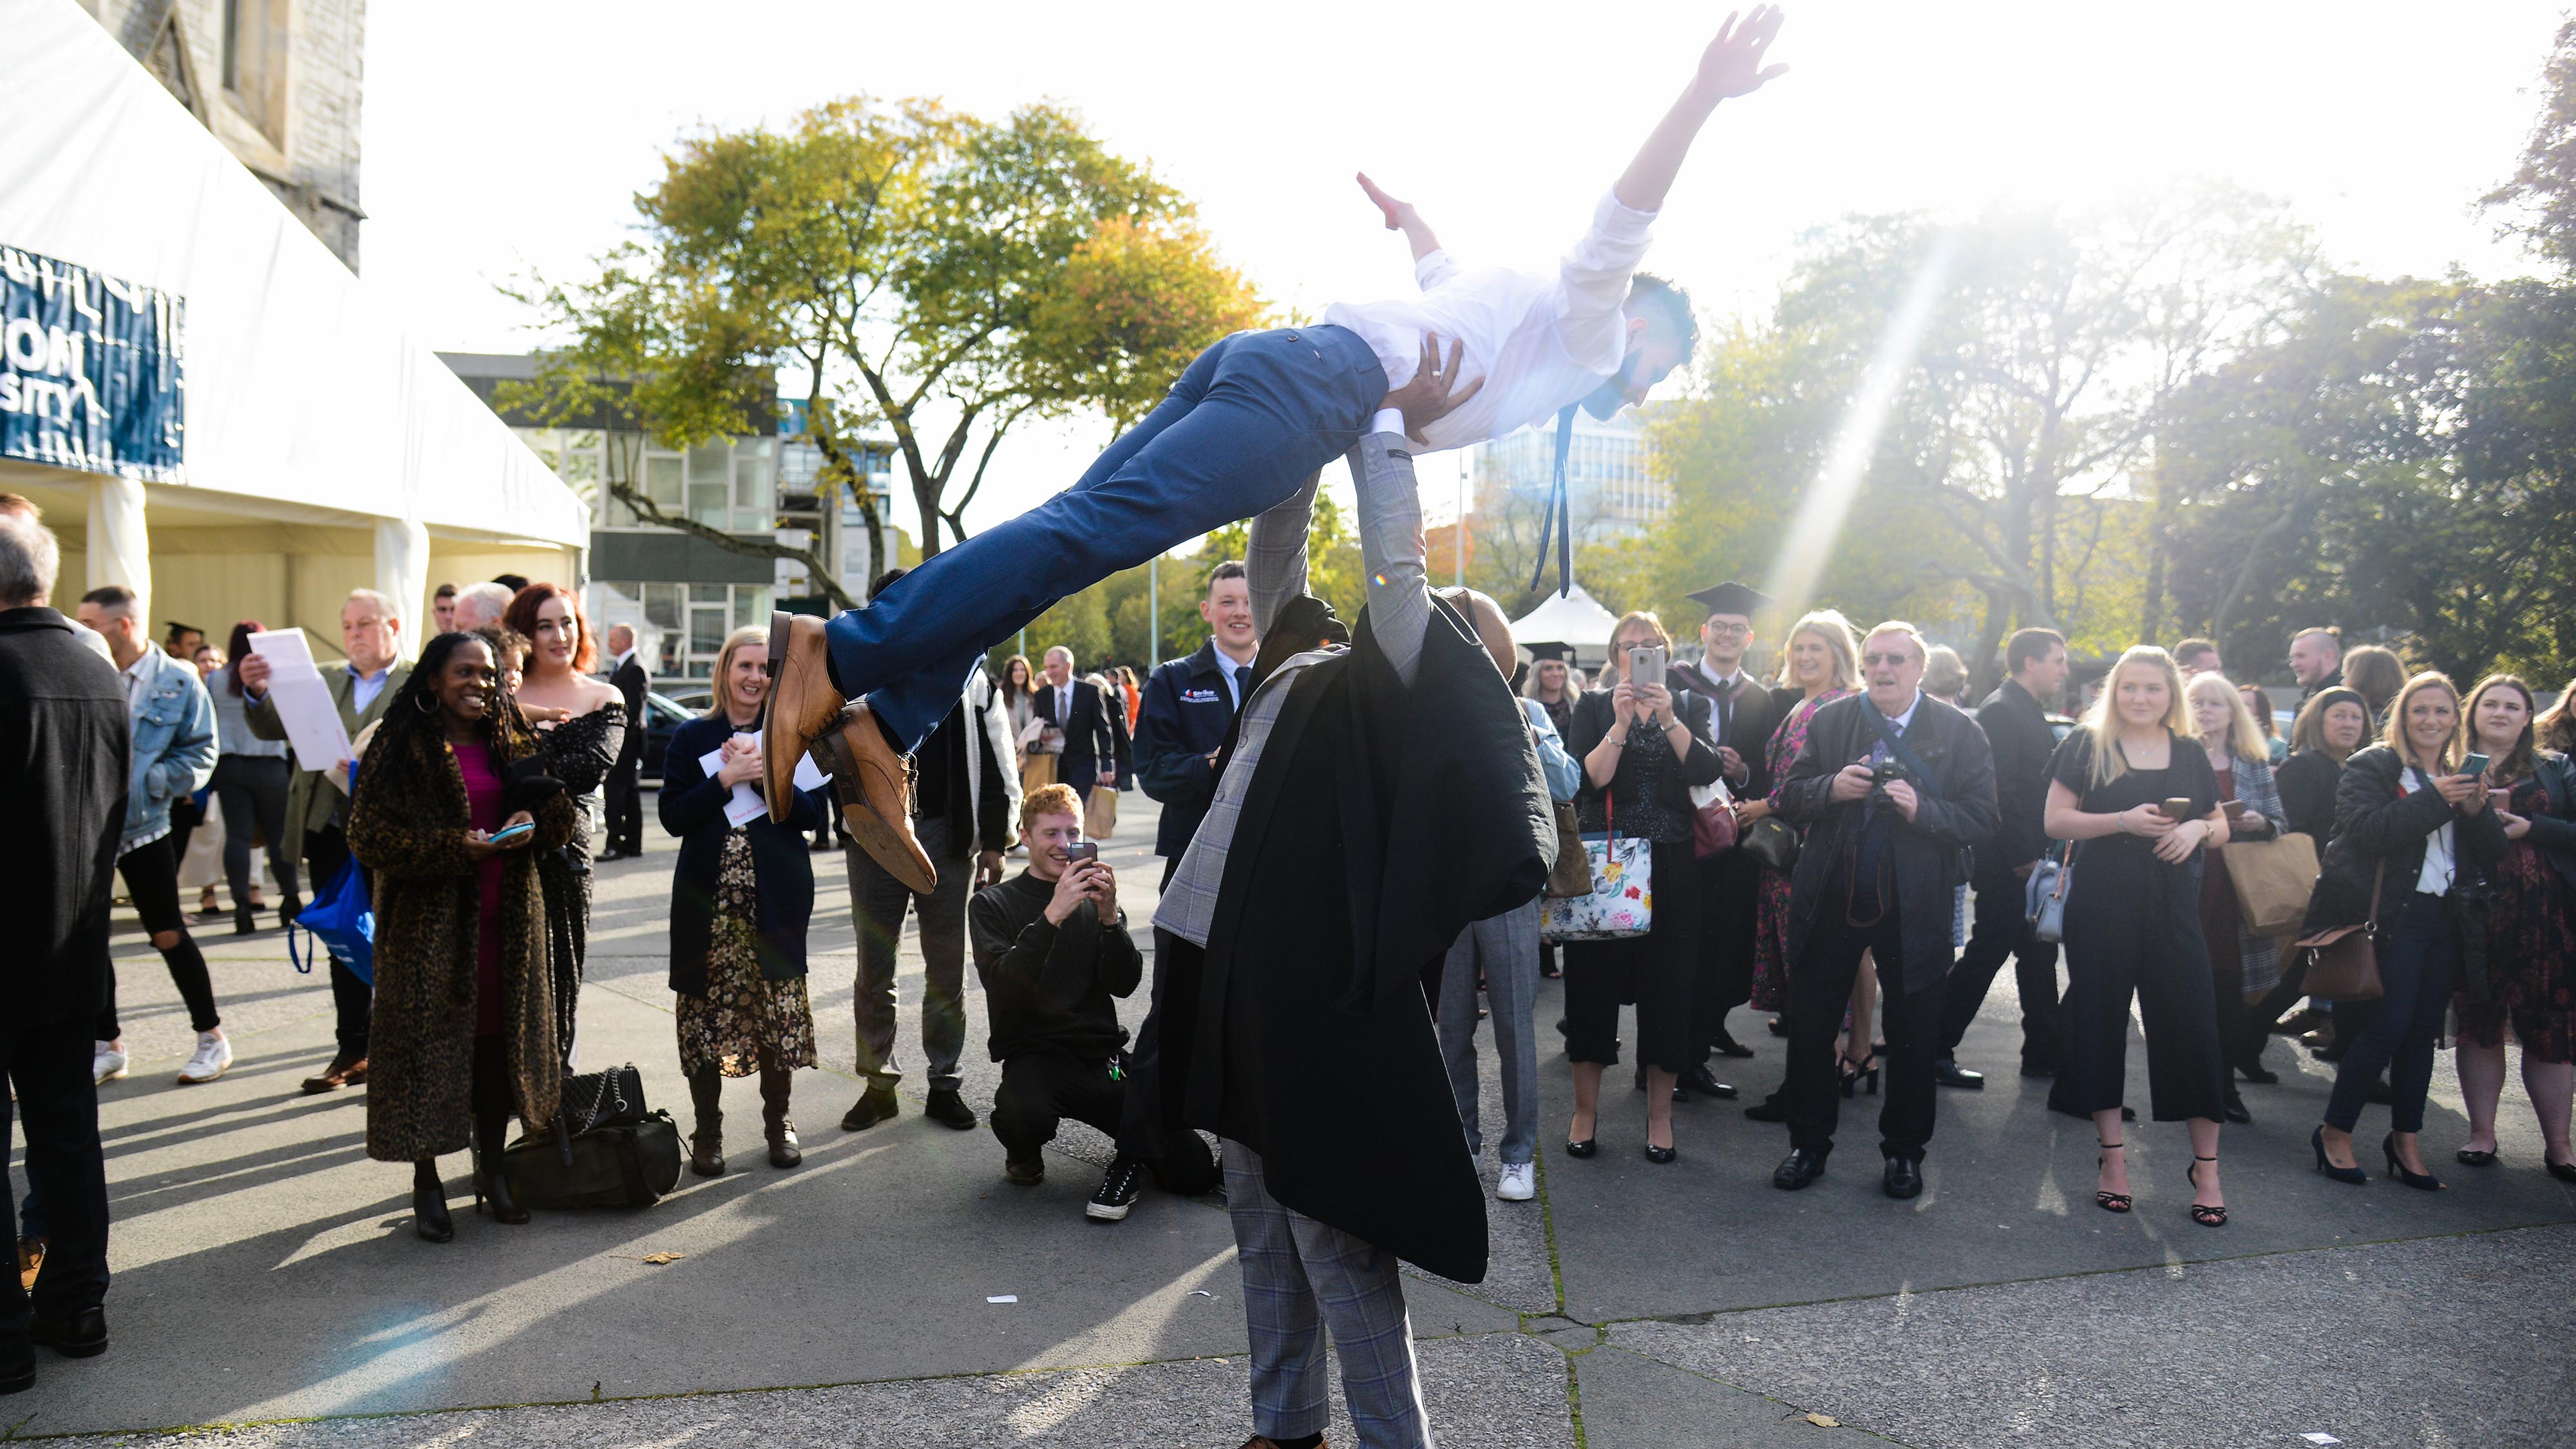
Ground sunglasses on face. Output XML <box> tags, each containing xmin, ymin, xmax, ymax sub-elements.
<box><xmin>1862</xmin><ymin>652</ymin><xmax>1915</xmax><ymax>667</ymax></box>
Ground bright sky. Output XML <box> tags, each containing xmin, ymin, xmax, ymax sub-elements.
<box><xmin>365</xmin><ymin>1</ymin><xmax>2568</xmax><ymax>535</ymax></box>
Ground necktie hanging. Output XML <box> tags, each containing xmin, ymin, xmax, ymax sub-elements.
<box><xmin>1527</xmin><ymin>403</ymin><xmax>1578</xmax><ymax>598</ymax></box>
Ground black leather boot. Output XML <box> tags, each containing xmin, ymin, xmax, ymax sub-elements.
<box><xmin>473</xmin><ymin>1114</ymin><xmax>529</xmax><ymax>1224</ymax></box>
<box><xmin>761</xmin><ymin>1067</ymin><xmax>802</xmax><ymax>1168</ymax></box>
<box><xmin>688</xmin><ymin>1068</ymin><xmax>726</xmax><ymax>1177</ymax></box>
<box><xmin>413</xmin><ymin>1159</ymin><xmax>453</xmax><ymax>1242</ymax></box>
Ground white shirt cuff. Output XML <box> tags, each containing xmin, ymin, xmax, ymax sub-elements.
<box><xmin>1372</xmin><ymin>408</ymin><xmax>1408</xmax><ymax>439</ymax></box>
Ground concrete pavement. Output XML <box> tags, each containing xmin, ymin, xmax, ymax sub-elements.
<box><xmin>10</xmin><ymin>793</ymin><xmax>2571</xmax><ymax>1446</ymax></box>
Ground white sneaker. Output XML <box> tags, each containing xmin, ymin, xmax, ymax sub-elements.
<box><xmin>1497</xmin><ymin>1162</ymin><xmax>1537</xmax><ymax>1201</ymax></box>
<box><xmin>92</xmin><ymin>1041</ymin><xmax>128</xmax><ymax>1084</ymax></box>
<box><xmin>176</xmin><ymin>1031</ymin><xmax>233</xmax><ymax>1084</ymax></box>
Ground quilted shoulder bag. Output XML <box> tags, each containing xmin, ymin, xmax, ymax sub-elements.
<box><xmin>2297</xmin><ymin>860</ymin><xmax>2387</xmax><ymax>1003</ymax></box>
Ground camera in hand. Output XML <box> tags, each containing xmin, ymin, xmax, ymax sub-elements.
<box><xmin>1869</xmin><ymin>758</ymin><xmax>1911</xmax><ymax>788</ymax></box>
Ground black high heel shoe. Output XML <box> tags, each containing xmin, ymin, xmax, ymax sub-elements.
<box><xmin>1643</xmin><ymin>1140</ymin><xmax>1676</xmax><ymax>1164</ymax></box>
<box><xmin>1837</xmin><ymin>1054</ymin><xmax>1880</xmax><ymax>1099</ymax></box>
<box><xmin>1564</xmin><ymin>1113</ymin><xmax>1598</xmax><ymax>1159</ymax></box>
<box><xmin>2311</xmin><ymin>1126</ymin><xmax>2367</xmax><ymax>1185</ymax></box>
<box><xmin>2094</xmin><ymin>1140</ymin><xmax>2131</xmax><ymax>1213</ymax></box>
<box><xmin>2185</xmin><ymin>1156</ymin><xmax>2227</xmax><ymax>1227</ymax></box>
<box><xmin>412</xmin><ymin>1160</ymin><xmax>453</xmax><ymax>1243</ymax></box>
<box><xmin>2546</xmin><ymin>1158</ymin><xmax>2576</xmax><ymax>1184</ymax></box>
<box><xmin>472</xmin><ymin>1119</ymin><xmax>531</xmax><ymax>1224</ymax></box>
<box><xmin>2382</xmin><ymin>1134</ymin><xmax>2444</xmax><ymax>1191</ymax></box>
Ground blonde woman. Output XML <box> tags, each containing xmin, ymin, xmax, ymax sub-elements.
<box><xmin>2303</xmin><ymin>673</ymin><xmax>2506</xmax><ymax>1189</ymax></box>
<box><xmin>2043</xmin><ymin>646</ymin><xmax>2235</xmax><ymax>1226</ymax></box>
<box><xmin>1737</xmin><ymin>610</ymin><xmax>1873</xmax><ymax>1110</ymax></box>
<box><xmin>2185</xmin><ymin>673</ymin><xmax>2288</xmax><ymax>1124</ymax></box>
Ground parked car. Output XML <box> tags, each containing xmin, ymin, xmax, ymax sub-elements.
<box><xmin>639</xmin><ymin>690</ymin><xmax>699</xmax><ymax>786</ymax></box>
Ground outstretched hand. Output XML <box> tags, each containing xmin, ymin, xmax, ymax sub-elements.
<box><xmin>1357</xmin><ymin>172</ymin><xmax>1414</xmax><ymax>232</ymax></box>
<box><xmin>1380</xmin><ymin>334</ymin><xmax>1486</xmax><ymax>444</ymax></box>
<box><xmin>1694</xmin><ymin>7</ymin><xmax>1790</xmax><ymax>102</ymax></box>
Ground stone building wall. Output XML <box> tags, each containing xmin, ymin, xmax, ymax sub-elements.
<box><xmin>79</xmin><ymin>0</ymin><xmax>367</xmax><ymax>272</ymax></box>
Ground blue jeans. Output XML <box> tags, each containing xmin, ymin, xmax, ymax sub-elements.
<box><xmin>2325</xmin><ymin>892</ymin><xmax>2456</xmax><ymax>1134</ymax></box>
<box><xmin>828</xmin><ymin>325</ymin><xmax>1387</xmax><ymax>749</ymax></box>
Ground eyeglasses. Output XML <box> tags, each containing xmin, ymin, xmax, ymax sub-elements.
<box><xmin>1861</xmin><ymin>652</ymin><xmax>1917</xmax><ymax>667</ymax></box>
<box><xmin>1704</xmin><ymin>621</ymin><xmax>1752</xmax><ymax>638</ymax></box>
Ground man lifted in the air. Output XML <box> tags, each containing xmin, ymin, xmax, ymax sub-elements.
<box><xmin>764</xmin><ymin>8</ymin><xmax>1792</xmax><ymax>893</ymax></box>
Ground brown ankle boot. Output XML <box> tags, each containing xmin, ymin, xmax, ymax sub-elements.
<box><xmin>761</xmin><ymin>1067</ymin><xmax>802</xmax><ymax>1168</ymax></box>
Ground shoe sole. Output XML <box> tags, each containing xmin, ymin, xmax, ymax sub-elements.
<box><xmin>93</xmin><ymin>1068</ymin><xmax>126</xmax><ymax>1085</ymax></box>
<box><xmin>1084</xmin><ymin>1200</ymin><xmax>1135</xmax><ymax>1221</ymax></box>
<box><xmin>820</xmin><ymin>723</ymin><xmax>939</xmax><ymax>894</ymax></box>
<box><xmin>176</xmin><ymin>1061</ymin><xmax>231</xmax><ymax>1084</ymax></box>
<box><xmin>33</xmin><ymin>1335</ymin><xmax>106</xmax><ymax>1360</ymax></box>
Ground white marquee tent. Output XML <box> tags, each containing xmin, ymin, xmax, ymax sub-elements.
<box><xmin>1510</xmin><ymin>583</ymin><xmax>1622</xmax><ymax>663</ymax></box>
<box><xmin>0</xmin><ymin>0</ymin><xmax>586</xmax><ymax>656</ymax></box>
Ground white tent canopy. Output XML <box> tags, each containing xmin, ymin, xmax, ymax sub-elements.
<box><xmin>0</xmin><ymin>0</ymin><xmax>585</xmax><ymax>647</ymax></box>
<box><xmin>1510</xmin><ymin>583</ymin><xmax>1622</xmax><ymax>661</ymax></box>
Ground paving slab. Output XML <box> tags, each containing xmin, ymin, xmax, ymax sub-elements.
<box><xmin>1610</xmin><ymin>1223</ymin><xmax>2576</xmax><ymax>1449</ymax></box>
<box><xmin>1571</xmin><ymin>1341</ymin><xmax>1892</xmax><ymax>1449</ymax></box>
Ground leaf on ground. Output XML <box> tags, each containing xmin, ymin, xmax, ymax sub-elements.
<box><xmin>1804</xmin><ymin>1413</ymin><xmax>1841</xmax><ymax>1428</ymax></box>
<box><xmin>639</xmin><ymin>1251</ymin><xmax>685</xmax><ymax>1265</ymax></box>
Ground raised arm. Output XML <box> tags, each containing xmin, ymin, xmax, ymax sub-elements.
<box><xmin>1246</xmin><ymin>473</ymin><xmax>1320</xmax><ymax>637</ymax></box>
<box><xmin>1613</xmin><ymin>6</ymin><xmax>1789</xmax><ymax>213</ymax></box>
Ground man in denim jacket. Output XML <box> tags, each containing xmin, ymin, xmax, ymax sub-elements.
<box><xmin>73</xmin><ymin>587</ymin><xmax>225</xmax><ymax>1088</ymax></box>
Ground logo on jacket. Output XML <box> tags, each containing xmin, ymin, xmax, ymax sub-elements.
<box><xmin>1181</xmin><ymin>688</ymin><xmax>1220</xmax><ymax>704</ymax></box>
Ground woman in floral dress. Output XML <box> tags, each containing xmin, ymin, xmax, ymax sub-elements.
<box><xmin>1735</xmin><ymin>611</ymin><xmax>1874</xmax><ymax>1109</ymax></box>
<box><xmin>661</xmin><ymin>627</ymin><xmax>828</xmax><ymax>1177</ymax></box>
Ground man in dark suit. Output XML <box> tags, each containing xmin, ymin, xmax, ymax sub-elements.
<box><xmin>238</xmin><ymin>589</ymin><xmax>413</xmax><ymax>1095</ymax></box>
<box><xmin>1135</xmin><ymin>561</ymin><xmax>1258</xmax><ymax>889</ymax></box>
<box><xmin>1032</xmin><ymin>646</ymin><xmax>1126</xmax><ymax>800</ymax></box>
<box><xmin>601</xmin><ymin>623</ymin><xmax>649</xmax><ymax>861</ymax></box>
<box><xmin>0</xmin><ymin>512</ymin><xmax>126</xmax><ymax>1381</ymax></box>
<box><xmin>1665</xmin><ymin>580</ymin><xmax>1785</xmax><ymax>1096</ymax></box>
<box><xmin>1770</xmin><ymin>621</ymin><xmax>1997</xmax><ymax>1200</ymax></box>
<box><xmin>1937</xmin><ymin>627</ymin><xmax>2068</xmax><ymax>1086</ymax></box>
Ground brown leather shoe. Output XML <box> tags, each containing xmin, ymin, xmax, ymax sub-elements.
<box><xmin>762</xmin><ymin>611</ymin><xmax>848</xmax><ymax>823</ymax></box>
<box><xmin>301</xmin><ymin>1055</ymin><xmax>368</xmax><ymax>1095</ymax></box>
<box><xmin>815</xmin><ymin>703</ymin><xmax>938</xmax><ymax>894</ymax></box>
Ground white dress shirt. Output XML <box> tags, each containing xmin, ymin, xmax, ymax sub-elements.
<box><xmin>1323</xmin><ymin>191</ymin><xmax>1660</xmax><ymax>451</ymax></box>
<box><xmin>2396</xmin><ymin>768</ymin><xmax>2456</xmax><ymax>895</ymax></box>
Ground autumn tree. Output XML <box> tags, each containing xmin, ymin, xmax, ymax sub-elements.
<box><xmin>508</xmin><ymin>96</ymin><xmax>1264</xmax><ymax>607</ymax></box>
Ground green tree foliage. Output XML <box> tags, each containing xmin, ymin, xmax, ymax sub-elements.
<box><xmin>509</xmin><ymin>95</ymin><xmax>1266</xmax><ymax>610</ymax></box>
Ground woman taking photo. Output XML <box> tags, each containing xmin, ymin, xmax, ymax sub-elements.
<box><xmin>2043</xmin><ymin>646</ymin><xmax>2234</xmax><ymax>1227</ymax></box>
<box><xmin>1736</xmin><ymin>611</ymin><xmax>1873</xmax><ymax>1106</ymax></box>
<box><xmin>2186</xmin><ymin>673</ymin><xmax>2287</xmax><ymax>1124</ymax></box>
<box><xmin>661</xmin><ymin>627</ymin><xmax>828</xmax><ymax>1177</ymax></box>
<box><xmin>348</xmin><ymin>631</ymin><xmax>576</xmax><ymax>1242</ymax></box>
<box><xmin>502</xmin><ymin>583</ymin><xmax>629</xmax><ymax>1050</ymax></box>
<box><xmin>1561</xmin><ymin>611</ymin><xmax>1722</xmax><ymax>1163</ymax></box>
<box><xmin>2304</xmin><ymin>672</ymin><xmax>2506</xmax><ymax>1189</ymax></box>
<box><xmin>210</xmin><ymin>621</ymin><xmax>298</xmax><ymax>932</ymax></box>
<box><xmin>2452</xmin><ymin>675</ymin><xmax>2575</xmax><ymax>1180</ymax></box>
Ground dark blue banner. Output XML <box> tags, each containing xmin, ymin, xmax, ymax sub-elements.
<box><xmin>1</xmin><ymin>244</ymin><xmax>184</xmax><ymax>482</ymax></box>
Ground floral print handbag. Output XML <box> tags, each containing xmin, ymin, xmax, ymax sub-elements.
<box><xmin>1541</xmin><ymin>797</ymin><xmax>1654</xmax><ymax>943</ymax></box>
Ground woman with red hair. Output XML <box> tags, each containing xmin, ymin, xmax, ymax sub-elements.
<box><xmin>501</xmin><ymin>582</ymin><xmax>630</xmax><ymax>1048</ymax></box>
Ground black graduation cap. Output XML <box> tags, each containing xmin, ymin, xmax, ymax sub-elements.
<box><xmin>1524</xmin><ymin>641</ymin><xmax>1575</xmax><ymax>663</ymax></box>
<box><xmin>1685</xmin><ymin>581</ymin><xmax>1776</xmax><ymax>618</ymax></box>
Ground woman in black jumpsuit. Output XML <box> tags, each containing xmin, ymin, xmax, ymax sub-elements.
<box><xmin>2044</xmin><ymin>646</ymin><xmax>2235</xmax><ymax>1227</ymax></box>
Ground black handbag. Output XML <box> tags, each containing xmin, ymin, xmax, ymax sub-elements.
<box><xmin>1742</xmin><ymin>815</ymin><xmax>1798</xmax><ymax>872</ymax></box>
<box><xmin>558</xmin><ymin>1063</ymin><xmax>649</xmax><ymax>1135</ymax></box>
<box><xmin>503</xmin><ymin>1112</ymin><xmax>683</xmax><ymax>1209</ymax></box>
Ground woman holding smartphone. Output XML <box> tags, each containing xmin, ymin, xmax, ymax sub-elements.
<box><xmin>348</xmin><ymin>630</ymin><xmax>578</xmax><ymax>1243</ymax></box>
<box><xmin>661</xmin><ymin>627</ymin><xmax>829</xmax><ymax>1178</ymax></box>
<box><xmin>2043</xmin><ymin>646</ymin><xmax>2235</xmax><ymax>1226</ymax></box>
<box><xmin>2452</xmin><ymin>674</ymin><xmax>2576</xmax><ymax>1180</ymax></box>
<box><xmin>1561</xmin><ymin>611</ymin><xmax>1722</xmax><ymax>1163</ymax></box>
<box><xmin>2303</xmin><ymin>672</ymin><xmax>2506</xmax><ymax>1189</ymax></box>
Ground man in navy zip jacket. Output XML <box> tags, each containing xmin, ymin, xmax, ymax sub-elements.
<box><xmin>1136</xmin><ymin>562</ymin><xmax>1259</xmax><ymax>891</ymax></box>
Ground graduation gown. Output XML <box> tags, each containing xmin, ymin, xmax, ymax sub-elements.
<box><xmin>1172</xmin><ymin>599</ymin><xmax>1553</xmax><ymax>1285</ymax></box>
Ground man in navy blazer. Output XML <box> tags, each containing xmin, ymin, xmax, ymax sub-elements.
<box><xmin>1031</xmin><ymin>647</ymin><xmax>1127</xmax><ymax>798</ymax></box>
<box><xmin>1135</xmin><ymin>562</ymin><xmax>1258</xmax><ymax>888</ymax></box>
